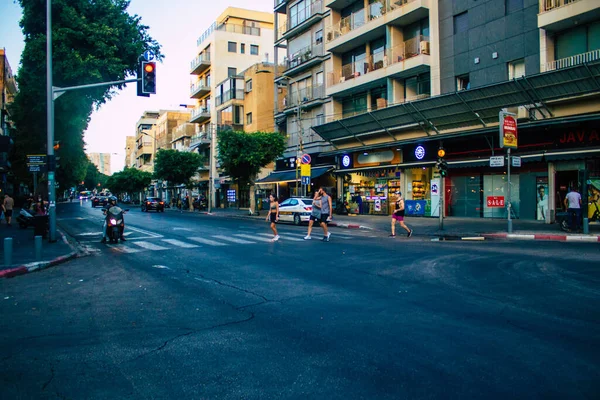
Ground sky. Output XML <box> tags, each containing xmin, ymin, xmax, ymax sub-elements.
<box><xmin>0</xmin><ymin>0</ymin><xmax>275</xmax><ymax>174</ymax></box>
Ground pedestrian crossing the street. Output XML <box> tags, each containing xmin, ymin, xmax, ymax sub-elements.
<box><xmin>88</xmin><ymin>228</ymin><xmax>368</xmax><ymax>255</ymax></box>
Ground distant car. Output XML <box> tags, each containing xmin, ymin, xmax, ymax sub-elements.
<box><xmin>141</xmin><ymin>197</ymin><xmax>165</xmax><ymax>212</ymax></box>
<box><xmin>91</xmin><ymin>195</ymin><xmax>101</xmax><ymax>207</ymax></box>
<box><xmin>79</xmin><ymin>190</ymin><xmax>92</xmax><ymax>200</ymax></box>
<box><xmin>92</xmin><ymin>195</ymin><xmax>111</xmax><ymax>208</ymax></box>
<box><xmin>277</xmin><ymin>197</ymin><xmax>314</xmax><ymax>225</ymax></box>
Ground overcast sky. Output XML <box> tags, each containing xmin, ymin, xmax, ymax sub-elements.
<box><xmin>0</xmin><ymin>0</ymin><xmax>275</xmax><ymax>174</ymax></box>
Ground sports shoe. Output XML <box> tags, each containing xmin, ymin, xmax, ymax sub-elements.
<box><xmin>101</xmin><ymin>237</ymin><xmax>107</xmax><ymax>244</ymax></box>
<box><xmin>304</xmin><ymin>235</ymin><xmax>311</xmax><ymax>240</ymax></box>
<box><xmin>326</xmin><ymin>232</ymin><xmax>331</xmax><ymax>242</ymax></box>
<box><xmin>120</xmin><ymin>236</ymin><xmax>127</xmax><ymax>242</ymax></box>
<box><xmin>389</xmin><ymin>234</ymin><xmax>396</xmax><ymax>237</ymax></box>
<box><xmin>271</xmin><ymin>235</ymin><xmax>280</xmax><ymax>242</ymax></box>
<box><xmin>407</xmin><ymin>229</ymin><xmax>413</xmax><ymax>238</ymax></box>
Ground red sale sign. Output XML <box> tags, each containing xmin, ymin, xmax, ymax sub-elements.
<box><xmin>487</xmin><ymin>196</ymin><xmax>505</xmax><ymax>208</ymax></box>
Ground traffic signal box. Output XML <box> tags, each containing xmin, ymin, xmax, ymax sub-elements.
<box><xmin>436</xmin><ymin>147</ymin><xmax>448</xmax><ymax>177</ymax></box>
<box><xmin>137</xmin><ymin>60</ymin><xmax>156</xmax><ymax>96</ymax></box>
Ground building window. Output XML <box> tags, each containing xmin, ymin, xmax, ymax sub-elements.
<box><xmin>228</xmin><ymin>67</ymin><xmax>237</xmax><ymax>77</ymax></box>
<box><xmin>454</xmin><ymin>12</ymin><xmax>468</xmax><ymax>34</ymax></box>
<box><xmin>508</xmin><ymin>59</ymin><xmax>525</xmax><ymax>80</ymax></box>
<box><xmin>228</xmin><ymin>41</ymin><xmax>237</xmax><ymax>53</ymax></box>
<box><xmin>316</xmin><ymin>114</ymin><xmax>325</xmax><ymax>126</ymax></box>
<box><xmin>250</xmin><ymin>45</ymin><xmax>259</xmax><ymax>55</ymax></box>
<box><xmin>315</xmin><ymin>30</ymin><xmax>323</xmax><ymax>45</ymax></box>
<box><xmin>404</xmin><ymin>74</ymin><xmax>430</xmax><ymax>100</ymax></box>
<box><xmin>456</xmin><ymin>74</ymin><xmax>470</xmax><ymax>91</ymax></box>
<box><xmin>246</xmin><ymin>112</ymin><xmax>253</xmax><ymax>125</ymax></box>
<box><xmin>245</xmin><ymin>79</ymin><xmax>253</xmax><ymax>93</ymax></box>
<box><xmin>241</xmin><ymin>43</ymin><xmax>245</xmax><ymax>54</ymax></box>
<box><xmin>506</xmin><ymin>0</ymin><xmax>523</xmax><ymax>14</ymax></box>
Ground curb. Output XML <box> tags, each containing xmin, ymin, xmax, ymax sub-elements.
<box><xmin>0</xmin><ymin>251</ymin><xmax>79</xmax><ymax>279</ymax></box>
<box><xmin>482</xmin><ymin>233</ymin><xmax>600</xmax><ymax>242</ymax></box>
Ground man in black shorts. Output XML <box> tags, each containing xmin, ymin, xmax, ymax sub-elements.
<box><xmin>390</xmin><ymin>191</ymin><xmax>412</xmax><ymax>238</ymax></box>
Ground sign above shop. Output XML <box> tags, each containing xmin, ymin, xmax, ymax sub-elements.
<box><xmin>414</xmin><ymin>145</ymin><xmax>426</xmax><ymax>160</ymax></box>
<box><xmin>487</xmin><ymin>196</ymin><xmax>505</xmax><ymax>208</ymax></box>
<box><xmin>341</xmin><ymin>154</ymin><xmax>352</xmax><ymax>168</ymax></box>
<box><xmin>499</xmin><ymin>111</ymin><xmax>518</xmax><ymax>149</ymax></box>
<box><xmin>490</xmin><ymin>156</ymin><xmax>505</xmax><ymax>167</ymax></box>
<box><xmin>512</xmin><ymin>156</ymin><xmax>521</xmax><ymax>167</ymax></box>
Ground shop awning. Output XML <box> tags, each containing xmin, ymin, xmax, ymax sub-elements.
<box><xmin>255</xmin><ymin>166</ymin><xmax>334</xmax><ymax>184</ymax></box>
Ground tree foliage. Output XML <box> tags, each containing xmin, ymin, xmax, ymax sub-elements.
<box><xmin>216</xmin><ymin>130</ymin><xmax>286</xmax><ymax>185</ymax></box>
<box><xmin>153</xmin><ymin>149</ymin><xmax>205</xmax><ymax>187</ymax></box>
<box><xmin>105</xmin><ymin>167</ymin><xmax>152</xmax><ymax>195</ymax></box>
<box><xmin>83</xmin><ymin>162</ymin><xmax>109</xmax><ymax>191</ymax></box>
<box><xmin>9</xmin><ymin>0</ymin><xmax>162</xmax><ymax>190</ymax></box>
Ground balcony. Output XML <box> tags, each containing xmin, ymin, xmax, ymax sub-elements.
<box><xmin>197</xmin><ymin>22</ymin><xmax>262</xmax><ymax>47</ymax></box>
<box><xmin>325</xmin><ymin>0</ymin><xmax>429</xmax><ymax>53</ymax></box>
<box><xmin>171</xmin><ymin>123</ymin><xmax>196</xmax><ymax>142</ymax></box>
<box><xmin>136</xmin><ymin>143</ymin><xmax>154</xmax><ymax>156</ymax></box>
<box><xmin>190</xmin><ymin>80</ymin><xmax>211</xmax><ymax>99</ymax></box>
<box><xmin>276</xmin><ymin>0</ymin><xmax>326</xmax><ymax>44</ymax></box>
<box><xmin>283</xmin><ymin>42</ymin><xmax>326</xmax><ymax>75</ymax></box>
<box><xmin>327</xmin><ymin>36</ymin><xmax>430</xmax><ymax>96</ymax></box>
<box><xmin>274</xmin><ymin>0</ymin><xmax>288</xmax><ymax>13</ymax></box>
<box><xmin>538</xmin><ymin>0</ymin><xmax>600</xmax><ymax>31</ymax></box>
<box><xmin>283</xmin><ymin>84</ymin><xmax>326</xmax><ymax>113</ymax></box>
<box><xmin>543</xmin><ymin>49</ymin><xmax>600</xmax><ymax>72</ymax></box>
<box><xmin>190</xmin><ymin>53</ymin><xmax>211</xmax><ymax>75</ymax></box>
<box><xmin>215</xmin><ymin>89</ymin><xmax>245</xmax><ymax>107</ymax></box>
<box><xmin>190</xmin><ymin>106</ymin><xmax>211</xmax><ymax>123</ymax></box>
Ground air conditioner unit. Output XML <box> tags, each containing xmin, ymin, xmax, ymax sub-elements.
<box><xmin>420</xmin><ymin>41</ymin><xmax>430</xmax><ymax>55</ymax></box>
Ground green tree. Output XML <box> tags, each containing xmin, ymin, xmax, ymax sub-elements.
<box><xmin>83</xmin><ymin>162</ymin><xmax>109</xmax><ymax>191</ymax></box>
<box><xmin>216</xmin><ymin>130</ymin><xmax>286</xmax><ymax>209</ymax></box>
<box><xmin>9</xmin><ymin>0</ymin><xmax>162</xmax><ymax>192</ymax></box>
<box><xmin>154</xmin><ymin>149</ymin><xmax>205</xmax><ymax>210</ymax></box>
<box><xmin>106</xmin><ymin>167</ymin><xmax>152</xmax><ymax>202</ymax></box>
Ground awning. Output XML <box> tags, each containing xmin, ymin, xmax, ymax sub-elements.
<box><xmin>255</xmin><ymin>166</ymin><xmax>334</xmax><ymax>184</ymax></box>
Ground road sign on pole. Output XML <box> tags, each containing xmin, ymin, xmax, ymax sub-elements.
<box><xmin>143</xmin><ymin>50</ymin><xmax>155</xmax><ymax>61</ymax></box>
<box><xmin>301</xmin><ymin>163</ymin><xmax>311</xmax><ymax>177</ymax></box>
<box><xmin>489</xmin><ymin>156</ymin><xmax>505</xmax><ymax>167</ymax></box>
<box><xmin>301</xmin><ymin>154</ymin><xmax>311</xmax><ymax>164</ymax></box>
<box><xmin>512</xmin><ymin>156</ymin><xmax>521</xmax><ymax>167</ymax></box>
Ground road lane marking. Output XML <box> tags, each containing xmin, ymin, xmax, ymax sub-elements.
<box><xmin>127</xmin><ymin>226</ymin><xmax>163</xmax><ymax>238</ymax></box>
<box><xmin>173</xmin><ymin>228</ymin><xmax>193</xmax><ymax>231</ymax></box>
<box><xmin>212</xmin><ymin>235</ymin><xmax>255</xmax><ymax>244</ymax></box>
<box><xmin>235</xmin><ymin>234</ymin><xmax>273</xmax><ymax>242</ymax></box>
<box><xmin>130</xmin><ymin>241</ymin><xmax>169</xmax><ymax>251</ymax></box>
<box><xmin>188</xmin><ymin>237</ymin><xmax>228</xmax><ymax>246</ymax></box>
<box><xmin>110</xmin><ymin>246</ymin><xmax>141</xmax><ymax>254</ymax></box>
<box><xmin>256</xmin><ymin>233</ymin><xmax>303</xmax><ymax>242</ymax></box>
<box><xmin>161</xmin><ymin>239</ymin><xmax>199</xmax><ymax>248</ymax></box>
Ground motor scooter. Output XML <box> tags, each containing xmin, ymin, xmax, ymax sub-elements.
<box><xmin>17</xmin><ymin>207</ymin><xmax>35</xmax><ymax>229</ymax></box>
<box><xmin>102</xmin><ymin>207</ymin><xmax>129</xmax><ymax>244</ymax></box>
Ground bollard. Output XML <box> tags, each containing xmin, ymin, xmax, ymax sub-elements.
<box><xmin>4</xmin><ymin>237</ymin><xmax>13</xmax><ymax>266</ymax></box>
<box><xmin>35</xmin><ymin>235</ymin><xmax>43</xmax><ymax>261</ymax></box>
<box><xmin>583</xmin><ymin>217</ymin><xmax>589</xmax><ymax>234</ymax></box>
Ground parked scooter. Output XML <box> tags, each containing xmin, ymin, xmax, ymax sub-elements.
<box><xmin>17</xmin><ymin>207</ymin><xmax>34</xmax><ymax>229</ymax></box>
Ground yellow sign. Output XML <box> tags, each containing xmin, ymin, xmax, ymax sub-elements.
<box><xmin>500</xmin><ymin>112</ymin><xmax>518</xmax><ymax>149</ymax></box>
<box><xmin>300</xmin><ymin>163</ymin><xmax>311</xmax><ymax>177</ymax></box>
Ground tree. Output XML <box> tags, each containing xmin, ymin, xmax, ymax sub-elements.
<box><xmin>216</xmin><ymin>130</ymin><xmax>286</xmax><ymax>209</ymax></box>
<box><xmin>154</xmin><ymin>149</ymin><xmax>205</xmax><ymax>210</ymax></box>
<box><xmin>106</xmin><ymin>167</ymin><xmax>152</xmax><ymax>202</ymax></box>
<box><xmin>9</xmin><ymin>0</ymin><xmax>162</xmax><ymax>192</ymax></box>
<box><xmin>83</xmin><ymin>162</ymin><xmax>109</xmax><ymax>191</ymax></box>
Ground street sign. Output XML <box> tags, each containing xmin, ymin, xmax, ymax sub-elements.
<box><xmin>27</xmin><ymin>154</ymin><xmax>47</xmax><ymax>164</ymax></box>
<box><xmin>490</xmin><ymin>156</ymin><xmax>505</xmax><ymax>167</ymax></box>
<box><xmin>143</xmin><ymin>50</ymin><xmax>155</xmax><ymax>61</ymax></box>
<box><xmin>301</xmin><ymin>176</ymin><xmax>311</xmax><ymax>185</ymax></box>
<box><xmin>512</xmin><ymin>156</ymin><xmax>521</xmax><ymax>167</ymax></box>
<box><xmin>301</xmin><ymin>154</ymin><xmax>311</xmax><ymax>164</ymax></box>
<box><xmin>499</xmin><ymin>111</ymin><xmax>518</xmax><ymax>149</ymax></box>
<box><xmin>300</xmin><ymin>163</ymin><xmax>310</xmax><ymax>177</ymax></box>
<box><xmin>28</xmin><ymin>164</ymin><xmax>47</xmax><ymax>173</ymax></box>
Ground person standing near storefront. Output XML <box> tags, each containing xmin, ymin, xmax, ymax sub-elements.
<box><xmin>390</xmin><ymin>191</ymin><xmax>412</xmax><ymax>238</ymax></box>
<box><xmin>537</xmin><ymin>186</ymin><xmax>548</xmax><ymax>221</ymax></box>
<box><xmin>564</xmin><ymin>186</ymin><xmax>582</xmax><ymax>232</ymax></box>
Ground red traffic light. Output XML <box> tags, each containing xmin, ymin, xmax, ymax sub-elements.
<box><xmin>144</xmin><ymin>63</ymin><xmax>155</xmax><ymax>73</ymax></box>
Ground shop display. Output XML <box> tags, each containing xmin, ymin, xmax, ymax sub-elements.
<box><xmin>412</xmin><ymin>181</ymin><xmax>426</xmax><ymax>200</ymax></box>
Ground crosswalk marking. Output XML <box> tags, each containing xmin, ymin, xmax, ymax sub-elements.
<box><xmin>212</xmin><ymin>235</ymin><xmax>255</xmax><ymax>244</ymax></box>
<box><xmin>110</xmin><ymin>246</ymin><xmax>141</xmax><ymax>254</ymax></box>
<box><xmin>256</xmin><ymin>233</ymin><xmax>304</xmax><ymax>242</ymax></box>
<box><xmin>161</xmin><ymin>239</ymin><xmax>199</xmax><ymax>248</ymax></box>
<box><xmin>235</xmin><ymin>234</ymin><xmax>273</xmax><ymax>242</ymax></box>
<box><xmin>130</xmin><ymin>241</ymin><xmax>169</xmax><ymax>251</ymax></box>
<box><xmin>188</xmin><ymin>237</ymin><xmax>227</xmax><ymax>246</ymax></box>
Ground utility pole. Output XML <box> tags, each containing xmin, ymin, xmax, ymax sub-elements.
<box><xmin>46</xmin><ymin>0</ymin><xmax>56</xmax><ymax>241</ymax></box>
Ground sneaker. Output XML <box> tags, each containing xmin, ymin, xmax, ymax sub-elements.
<box><xmin>271</xmin><ymin>235</ymin><xmax>280</xmax><ymax>242</ymax></box>
<box><xmin>407</xmin><ymin>229</ymin><xmax>413</xmax><ymax>238</ymax></box>
<box><xmin>326</xmin><ymin>232</ymin><xmax>331</xmax><ymax>242</ymax></box>
<box><xmin>389</xmin><ymin>234</ymin><xmax>396</xmax><ymax>238</ymax></box>
<box><xmin>120</xmin><ymin>236</ymin><xmax>127</xmax><ymax>242</ymax></box>
<box><xmin>101</xmin><ymin>238</ymin><xmax>107</xmax><ymax>244</ymax></box>
<box><xmin>304</xmin><ymin>235</ymin><xmax>311</xmax><ymax>240</ymax></box>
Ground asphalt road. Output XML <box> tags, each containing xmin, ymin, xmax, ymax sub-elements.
<box><xmin>1</xmin><ymin>202</ymin><xmax>599</xmax><ymax>399</ymax></box>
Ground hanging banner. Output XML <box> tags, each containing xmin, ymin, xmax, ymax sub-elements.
<box><xmin>499</xmin><ymin>111</ymin><xmax>518</xmax><ymax>149</ymax></box>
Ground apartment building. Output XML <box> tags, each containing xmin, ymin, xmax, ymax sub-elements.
<box><xmin>213</xmin><ymin>62</ymin><xmax>285</xmax><ymax>208</ymax></box>
<box><xmin>308</xmin><ymin>0</ymin><xmax>600</xmax><ymax>223</ymax></box>
<box><xmin>155</xmin><ymin>110</ymin><xmax>191</xmax><ymax>151</ymax></box>
<box><xmin>0</xmin><ymin>48</ymin><xmax>17</xmax><ymax>189</ymax></box>
<box><xmin>189</xmin><ymin>7</ymin><xmax>280</xmax><ymax>207</ymax></box>
<box><xmin>134</xmin><ymin>111</ymin><xmax>159</xmax><ymax>173</ymax></box>
<box><xmin>124</xmin><ymin>136</ymin><xmax>135</xmax><ymax>168</ymax></box>
<box><xmin>88</xmin><ymin>153</ymin><xmax>112</xmax><ymax>176</ymax></box>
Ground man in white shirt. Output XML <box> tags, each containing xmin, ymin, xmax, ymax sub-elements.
<box><xmin>564</xmin><ymin>186</ymin><xmax>582</xmax><ymax>232</ymax></box>
<box><xmin>537</xmin><ymin>186</ymin><xmax>548</xmax><ymax>221</ymax></box>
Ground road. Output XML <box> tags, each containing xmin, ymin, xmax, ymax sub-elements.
<box><xmin>1</xmin><ymin>201</ymin><xmax>599</xmax><ymax>399</ymax></box>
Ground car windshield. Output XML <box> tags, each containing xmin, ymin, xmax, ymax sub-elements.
<box><xmin>302</xmin><ymin>199</ymin><xmax>313</xmax><ymax>205</ymax></box>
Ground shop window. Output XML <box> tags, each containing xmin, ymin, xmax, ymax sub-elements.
<box><xmin>448</xmin><ymin>175</ymin><xmax>482</xmax><ymax>218</ymax></box>
<box><xmin>454</xmin><ymin>12</ymin><xmax>468</xmax><ymax>35</ymax></box>
<box><xmin>483</xmin><ymin>174</ymin><xmax>520</xmax><ymax>218</ymax></box>
<box><xmin>250</xmin><ymin>45</ymin><xmax>259</xmax><ymax>55</ymax></box>
<box><xmin>228</xmin><ymin>41</ymin><xmax>237</xmax><ymax>53</ymax></box>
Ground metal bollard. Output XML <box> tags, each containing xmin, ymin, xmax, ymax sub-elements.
<box><xmin>4</xmin><ymin>237</ymin><xmax>13</xmax><ymax>266</ymax></box>
<box><xmin>583</xmin><ymin>217</ymin><xmax>589</xmax><ymax>234</ymax></box>
<box><xmin>35</xmin><ymin>235</ymin><xmax>43</xmax><ymax>261</ymax></box>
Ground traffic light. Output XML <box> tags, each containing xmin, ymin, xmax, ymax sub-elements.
<box><xmin>436</xmin><ymin>147</ymin><xmax>448</xmax><ymax>177</ymax></box>
<box><xmin>141</xmin><ymin>61</ymin><xmax>156</xmax><ymax>95</ymax></box>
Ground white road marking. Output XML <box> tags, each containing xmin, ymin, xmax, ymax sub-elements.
<box><xmin>188</xmin><ymin>237</ymin><xmax>228</xmax><ymax>246</ymax></box>
<box><xmin>161</xmin><ymin>239</ymin><xmax>199</xmax><ymax>248</ymax></box>
<box><xmin>256</xmin><ymin>233</ymin><xmax>303</xmax><ymax>242</ymax></box>
<box><xmin>110</xmin><ymin>246</ymin><xmax>141</xmax><ymax>254</ymax></box>
<box><xmin>212</xmin><ymin>235</ymin><xmax>255</xmax><ymax>244</ymax></box>
<box><xmin>173</xmin><ymin>227</ymin><xmax>193</xmax><ymax>231</ymax></box>
<box><xmin>77</xmin><ymin>232</ymin><xmax>101</xmax><ymax>236</ymax></box>
<box><xmin>127</xmin><ymin>226</ymin><xmax>163</xmax><ymax>238</ymax></box>
<box><xmin>235</xmin><ymin>233</ymin><xmax>273</xmax><ymax>242</ymax></box>
<box><xmin>152</xmin><ymin>265</ymin><xmax>170</xmax><ymax>269</ymax></box>
<box><xmin>130</xmin><ymin>241</ymin><xmax>169</xmax><ymax>251</ymax></box>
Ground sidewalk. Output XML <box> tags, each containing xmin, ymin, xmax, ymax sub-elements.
<box><xmin>0</xmin><ymin>209</ymin><xmax>79</xmax><ymax>278</ymax></box>
<box><xmin>195</xmin><ymin>208</ymin><xmax>600</xmax><ymax>243</ymax></box>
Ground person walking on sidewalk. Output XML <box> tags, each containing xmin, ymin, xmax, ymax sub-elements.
<box><xmin>564</xmin><ymin>186</ymin><xmax>582</xmax><ymax>232</ymax></box>
<box><xmin>3</xmin><ymin>193</ymin><xmax>14</xmax><ymax>226</ymax></box>
<box><xmin>390</xmin><ymin>191</ymin><xmax>412</xmax><ymax>238</ymax></box>
<box><xmin>266</xmin><ymin>193</ymin><xmax>280</xmax><ymax>242</ymax></box>
<box><xmin>318</xmin><ymin>187</ymin><xmax>332</xmax><ymax>242</ymax></box>
<box><xmin>304</xmin><ymin>191</ymin><xmax>322</xmax><ymax>240</ymax></box>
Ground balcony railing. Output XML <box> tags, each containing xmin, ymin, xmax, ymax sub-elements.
<box><xmin>540</xmin><ymin>0</ymin><xmax>581</xmax><ymax>12</ymax></box>
<box><xmin>286</xmin><ymin>84</ymin><xmax>325</xmax><ymax>107</ymax></box>
<box><xmin>327</xmin><ymin>36</ymin><xmax>430</xmax><ymax>86</ymax></box>
<box><xmin>197</xmin><ymin>22</ymin><xmax>261</xmax><ymax>46</ymax></box>
<box><xmin>543</xmin><ymin>49</ymin><xmax>600</xmax><ymax>72</ymax></box>
<box><xmin>190</xmin><ymin>53</ymin><xmax>210</xmax><ymax>71</ymax></box>
<box><xmin>215</xmin><ymin>89</ymin><xmax>245</xmax><ymax>107</ymax></box>
<box><xmin>277</xmin><ymin>0</ymin><xmax>324</xmax><ymax>39</ymax></box>
<box><xmin>190</xmin><ymin>79</ymin><xmax>210</xmax><ymax>97</ymax></box>
<box><xmin>286</xmin><ymin>42</ymin><xmax>325</xmax><ymax>70</ymax></box>
<box><xmin>326</xmin><ymin>0</ymin><xmax>416</xmax><ymax>43</ymax></box>
<box><xmin>190</xmin><ymin>107</ymin><xmax>210</xmax><ymax>120</ymax></box>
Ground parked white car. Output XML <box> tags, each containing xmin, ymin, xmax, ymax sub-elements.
<box><xmin>277</xmin><ymin>197</ymin><xmax>314</xmax><ymax>225</ymax></box>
